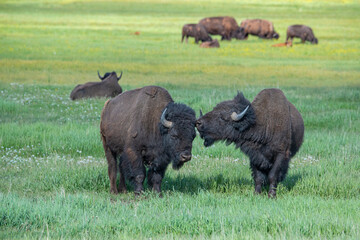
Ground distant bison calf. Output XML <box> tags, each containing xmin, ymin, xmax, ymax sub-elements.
<box><xmin>196</xmin><ymin>89</ymin><xmax>304</xmax><ymax>198</ymax></box>
<box><xmin>239</xmin><ymin>19</ymin><xmax>279</xmax><ymax>39</ymax></box>
<box><xmin>100</xmin><ymin>86</ymin><xmax>196</xmax><ymax>195</ymax></box>
<box><xmin>286</xmin><ymin>25</ymin><xmax>318</xmax><ymax>44</ymax></box>
<box><xmin>70</xmin><ymin>71</ymin><xmax>123</xmax><ymax>100</ymax></box>
<box><xmin>182</xmin><ymin>24</ymin><xmax>212</xmax><ymax>44</ymax></box>
<box><xmin>200</xmin><ymin>39</ymin><xmax>220</xmax><ymax>48</ymax></box>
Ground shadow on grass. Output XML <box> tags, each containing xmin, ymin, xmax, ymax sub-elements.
<box><xmin>161</xmin><ymin>174</ymin><xmax>253</xmax><ymax>195</ymax></box>
<box><xmin>282</xmin><ymin>173</ymin><xmax>302</xmax><ymax>191</ymax></box>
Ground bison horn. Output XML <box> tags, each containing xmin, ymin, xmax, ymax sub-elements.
<box><xmin>97</xmin><ymin>71</ymin><xmax>104</xmax><ymax>80</ymax></box>
<box><xmin>117</xmin><ymin>71</ymin><xmax>123</xmax><ymax>81</ymax></box>
<box><xmin>161</xmin><ymin>108</ymin><xmax>173</xmax><ymax>128</ymax></box>
<box><xmin>231</xmin><ymin>105</ymin><xmax>249</xmax><ymax>121</ymax></box>
<box><xmin>199</xmin><ymin>109</ymin><xmax>203</xmax><ymax>117</ymax></box>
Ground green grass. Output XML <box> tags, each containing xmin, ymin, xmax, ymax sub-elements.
<box><xmin>1</xmin><ymin>0</ymin><xmax>360</xmax><ymax>239</ymax></box>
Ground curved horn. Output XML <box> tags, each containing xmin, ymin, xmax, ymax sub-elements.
<box><xmin>160</xmin><ymin>108</ymin><xmax>173</xmax><ymax>128</ymax></box>
<box><xmin>231</xmin><ymin>105</ymin><xmax>249</xmax><ymax>121</ymax></box>
<box><xmin>117</xmin><ymin>71</ymin><xmax>123</xmax><ymax>81</ymax></box>
<box><xmin>199</xmin><ymin>109</ymin><xmax>203</xmax><ymax>118</ymax></box>
<box><xmin>97</xmin><ymin>71</ymin><xmax>104</xmax><ymax>80</ymax></box>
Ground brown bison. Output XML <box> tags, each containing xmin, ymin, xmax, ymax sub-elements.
<box><xmin>272</xmin><ymin>42</ymin><xmax>292</xmax><ymax>47</ymax></box>
<box><xmin>286</xmin><ymin>25</ymin><xmax>318</xmax><ymax>44</ymax></box>
<box><xmin>196</xmin><ymin>89</ymin><xmax>304</xmax><ymax>198</ymax></box>
<box><xmin>238</xmin><ymin>19</ymin><xmax>279</xmax><ymax>39</ymax></box>
<box><xmin>70</xmin><ymin>71</ymin><xmax>123</xmax><ymax>100</ymax></box>
<box><xmin>100</xmin><ymin>86</ymin><xmax>196</xmax><ymax>195</ymax></box>
<box><xmin>182</xmin><ymin>24</ymin><xmax>212</xmax><ymax>44</ymax></box>
<box><xmin>200</xmin><ymin>39</ymin><xmax>220</xmax><ymax>48</ymax></box>
<box><xmin>199</xmin><ymin>16</ymin><xmax>242</xmax><ymax>40</ymax></box>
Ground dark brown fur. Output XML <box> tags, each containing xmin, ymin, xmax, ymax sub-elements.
<box><xmin>239</xmin><ymin>19</ymin><xmax>279</xmax><ymax>39</ymax></box>
<box><xmin>100</xmin><ymin>86</ymin><xmax>196</xmax><ymax>195</ymax></box>
<box><xmin>196</xmin><ymin>89</ymin><xmax>304</xmax><ymax>198</ymax></box>
<box><xmin>70</xmin><ymin>71</ymin><xmax>123</xmax><ymax>100</ymax></box>
<box><xmin>199</xmin><ymin>16</ymin><xmax>241</xmax><ymax>40</ymax></box>
<box><xmin>199</xmin><ymin>39</ymin><xmax>220</xmax><ymax>48</ymax></box>
<box><xmin>286</xmin><ymin>25</ymin><xmax>318</xmax><ymax>44</ymax></box>
<box><xmin>182</xmin><ymin>24</ymin><xmax>212</xmax><ymax>44</ymax></box>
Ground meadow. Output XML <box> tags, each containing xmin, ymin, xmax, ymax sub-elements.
<box><xmin>0</xmin><ymin>0</ymin><xmax>359</xmax><ymax>239</ymax></box>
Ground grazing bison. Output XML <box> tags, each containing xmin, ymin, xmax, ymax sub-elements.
<box><xmin>182</xmin><ymin>24</ymin><xmax>212</xmax><ymax>44</ymax></box>
<box><xmin>196</xmin><ymin>89</ymin><xmax>304</xmax><ymax>198</ymax></box>
<box><xmin>238</xmin><ymin>19</ymin><xmax>279</xmax><ymax>39</ymax></box>
<box><xmin>200</xmin><ymin>39</ymin><xmax>220</xmax><ymax>48</ymax></box>
<box><xmin>199</xmin><ymin>16</ymin><xmax>242</xmax><ymax>40</ymax></box>
<box><xmin>286</xmin><ymin>25</ymin><xmax>318</xmax><ymax>44</ymax></box>
<box><xmin>100</xmin><ymin>86</ymin><xmax>196</xmax><ymax>195</ymax></box>
<box><xmin>70</xmin><ymin>71</ymin><xmax>123</xmax><ymax>100</ymax></box>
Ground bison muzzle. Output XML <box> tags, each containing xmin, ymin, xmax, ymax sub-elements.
<box><xmin>100</xmin><ymin>86</ymin><xmax>196</xmax><ymax>195</ymax></box>
<box><xmin>196</xmin><ymin>89</ymin><xmax>304</xmax><ymax>198</ymax></box>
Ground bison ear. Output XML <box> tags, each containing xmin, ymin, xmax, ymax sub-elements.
<box><xmin>235</xmin><ymin>91</ymin><xmax>245</xmax><ymax>103</ymax></box>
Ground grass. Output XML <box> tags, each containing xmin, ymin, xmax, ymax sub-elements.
<box><xmin>1</xmin><ymin>0</ymin><xmax>360</xmax><ymax>239</ymax></box>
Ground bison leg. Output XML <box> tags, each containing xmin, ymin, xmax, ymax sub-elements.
<box><xmin>104</xmin><ymin>148</ymin><xmax>118</xmax><ymax>194</ymax></box>
<box><xmin>117</xmin><ymin>155</ymin><xmax>127</xmax><ymax>193</ymax></box>
<box><xmin>147</xmin><ymin>166</ymin><xmax>166</xmax><ymax>194</ymax></box>
<box><xmin>123</xmin><ymin>147</ymin><xmax>146</xmax><ymax>195</ymax></box>
<box><xmin>267</xmin><ymin>152</ymin><xmax>289</xmax><ymax>198</ymax></box>
<box><xmin>250</xmin><ymin>162</ymin><xmax>266</xmax><ymax>194</ymax></box>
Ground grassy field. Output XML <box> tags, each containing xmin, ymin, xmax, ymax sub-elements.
<box><xmin>1</xmin><ymin>0</ymin><xmax>359</xmax><ymax>239</ymax></box>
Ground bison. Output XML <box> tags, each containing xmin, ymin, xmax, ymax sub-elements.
<box><xmin>182</xmin><ymin>24</ymin><xmax>212</xmax><ymax>44</ymax></box>
<box><xmin>196</xmin><ymin>89</ymin><xmax>304</xmax><ymax>198</ymax></box>
<box><xmin>200</xmin><ymin>39</ymin><xmax>220</xmax><ymax>48</ymax></box>
<box><xmin>238</xmin><ymin>19</ymin><xmax>279</xmax><ymax>40</ymax></box>
<box><xmin>70</xmin><ymin>71</ymin><xmax>123</xmax><ymax>100</ymax></box>
<box><xmin>199</xmin><ymin>16</ymin><xmax>243</xmax><ymax>40</ymax></box>
<box><xmin>286</xmin><ymin>25</ymin><xmax>318</xmax><ymax>44</ymax></box>
<box><xmin>100</xmin><ymin>86</ymin><xmax>197</xmax><ymax>195</ymax></box>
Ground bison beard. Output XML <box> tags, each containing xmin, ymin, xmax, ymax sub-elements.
<box><xmin>196</xmin><ymin>89</ymin><xmax>304</xmax><ymax>198</ymax></box>
<box><xmin>100</xmin><ymin>86</ymin><xmax>196</xmax><ymax>195</ymax></box>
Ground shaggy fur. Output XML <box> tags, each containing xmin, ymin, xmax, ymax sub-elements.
<box><xmin>100</xmin><ymin>86</ymin><xmax>196</xmax><ymax>195</ymax></box>
<box><xmin>196</xmin><ymin>89</ymin><xmax>304</xmax><ymax>198</ymax></box>
<box><xmin>199</xmin><ymin>16</ymin><xmax>242</xmax><ymax>40</ymax></box>
<box><xmin>70</xmin><ymin>71</ymin><xmax>123</xmax><ymax>100</ymax></box>
<box><xmin>237</xmin><ymin>19</ymin><xmax>280</xmax><ymax>40</ymax></box>
<box><xmin>286</xmin><ymin>25</ymin><xmax>318</xmax><ymax>44</ymax></box>
<box><xmin>182</xmin><ymin>24</ymin><xmax>212</xmax><ymax>44</ymax></box>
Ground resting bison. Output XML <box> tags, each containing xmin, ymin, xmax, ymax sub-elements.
<box><xmin>70</xmin><ymin>71</ymin><xmax>123</xmax><ymax>100</ymax></box>
<box><xmin>238</xmin><ymin>19</ymin><xmax>279</xmax><ymax>39</ymax></box>
<box><xmin>196</xmin><ymin>89</ymin><xmax>304</xmax><ymax>198</ymax></box>
<box><xmin>182</xmin><ymin>24</ymin><xmax>212</xmax><ymax>44</ymax></box>
<box><xmin>100</xmin><ymin>86</ymin><xmax>196</xmax><ymax>195</ymax></box>
<box><xmin>199</xmin><ymin>16</ymin><xmax>242</xmax><ymax>40</ymax></box>
<box><xmin>200</xmin><ymin>39</ymin><xmax>220</xmax><ymax>48</ymax></box>
<box><xmin>286</xmin><ymin>25</ymin><xmax>318</xmax><ymax>44</ymax></box>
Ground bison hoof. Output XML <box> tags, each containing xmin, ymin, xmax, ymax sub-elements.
<box><xmin>268</xmin><ymin>190</ymin><xmax>277</xmax><ymax>199</ymax></box>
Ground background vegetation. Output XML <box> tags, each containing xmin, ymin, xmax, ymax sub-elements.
<box><xmin>0</xmin><ymin>0</ymin><xmax>359</xmax><ymax>239</ymax></box>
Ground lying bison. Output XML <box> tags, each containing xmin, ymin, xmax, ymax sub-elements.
<box><xmin>199</xmin><ymin>16</ymin><xmax>242</xmax><ymax>40</ymax></box>
<box><xmin>196</xmin><ymin>89</ymin><xmax>304</xmax><ymax>198</ymax></box>
<box><xmin>286</xmin><ymin>25</ymin><xmax>318</xmax><ymax>44</ymax></box>
<box><xmin>238</xmin><ymin>19</ymin><xmax>279</xmax><ymax>39</ymax></box>
<box><xmin>200</xmin><ymin>39</ymin><xmax>220</xmax><ymax>48</ymax></box>
<box><xmin>70</xmin><ymin>71</ymin><xmax>123</xmax><ymax>100</ymax></box>
<box><xmin>182</xmin><ymin>24</ymin><xmax>212</xmax><ymax>44</ymax></box>
<box><xmin>100</xmin><ymin>86</ymin><xmax>196</xmax><ymax>195</ymax></box>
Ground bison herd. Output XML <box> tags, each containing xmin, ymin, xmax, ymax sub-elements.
<box><xmin>68</xmin><ymin>16</ymin><xmax>308</xmax><ymax>198</ymax></box>
<box><xmin>182</xmin><ymin>16</ymin><xmax>318</xmax><ymax>48</ymax></box>
<box><xmin>69</xmin><ymin>70</ymin><xmax>304</xmax><ymax>198</ymax></box>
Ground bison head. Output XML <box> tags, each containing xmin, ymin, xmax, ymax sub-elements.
<box><xmin>233</xmin><ymin>27</ymin><xmax>247</xmax><ymax>40</ymax></box>
<box><xmin>98</xmin><ymin>71</ymin><xmax>123</xmax><ymax>81</ymax></box>
<box><xmin>311</xmin><ymin>37</ymin><xmax>318</xmax><ymax>44</ymax></box>
<box><xmin>272</xmin><ymin>32</ymin><xmax>280</xmax><ymax>39</ymax></box>
<box><xmin>159</xmin><ymin>103</ymin><xmax>196</xmax><ymax>169</ymax></box>
<box><xmin>196</xmin><ymin>92</ymin><xmax>256</xmax><ymax>147</ymax></box>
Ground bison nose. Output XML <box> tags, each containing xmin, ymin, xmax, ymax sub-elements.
<box><xmin>180</xmin><ymin>153</ymin><xmax>192</xmax><ymax>162</ymax></box>
<box><xmin>196</xmin><ymin>120</ymin><xmax>202</xmax><ymax>128</ymax></box>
